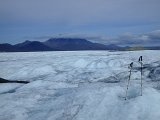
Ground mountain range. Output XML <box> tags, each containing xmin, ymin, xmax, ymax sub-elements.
<box><xmin>0</xmin><ymin>38</ymin><xmax>160</xmax><ymax>52</ymax></box>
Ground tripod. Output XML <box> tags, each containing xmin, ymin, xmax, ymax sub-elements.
<box><xmin>125</xmin><ymin>56</ymin><xmax>143</xmax><ymax>100</ymax></box>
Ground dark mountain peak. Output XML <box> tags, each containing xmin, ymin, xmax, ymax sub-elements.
<box><xmin>16</xmin><ymin>41</ymin><xmax>54</xmax><ymax>52</ymax></box>
<box><xmin>24</xmin><ymin>40</ymin><xmax>31</xmax><ymax>43</ymax></box>
<box><xmin>15</xmin><ymin>40</ymin><xmax>32</xmax><ymax>47</ymax></box>
<box><xmin>0</xmin><ymin>43</ymin><xmax>18</xmax><ymax>52</ymax></box>
<box><xmin>47</xmin><ymin>38</ymin><xmax>91</xmax><ymax>44</ymax></box>
<box><xmin>27</xmin><ymin>41</ymin><xmax>41</xmax><ymax>44</ymax></box>
<box><xmin>23</xmin><ymin>40</ymin><xmax>32</xmax><ymax>44</ymax></box>
<box><xmin>0</xmin><ymin>43</ymin><xmax>12</xmax><ymax>46</ymax></box>
<box><xmin>44</xmin><ymin>38</ymin><xmax>107</xmax><ymax>50</ymax></box>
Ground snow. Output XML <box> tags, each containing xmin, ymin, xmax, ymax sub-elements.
<box><xmin>0</xmin><ymin>50</ymin><xmax>160</xmax><ymax>120</ymax></box>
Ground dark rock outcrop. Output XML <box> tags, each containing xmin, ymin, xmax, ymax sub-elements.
<box><xmin>0</xmin><ymin>77</ymin><xmax>29</xmax><ymax>84</ymax></box>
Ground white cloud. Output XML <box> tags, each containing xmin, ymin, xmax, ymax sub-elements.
<box><xmin>83</xmin><ymin>30</ymin><xmax>160</xmax><ymax>46</ymax></box>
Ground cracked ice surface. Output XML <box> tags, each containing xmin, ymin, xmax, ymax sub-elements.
<box><xmin>0</xmin><ymin>50</ymin><xmax>160</xmax><ymax>120</ymax></box>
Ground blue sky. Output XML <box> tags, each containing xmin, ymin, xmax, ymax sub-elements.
<box><xmin>0</xmin><ymin>0</ymin><xmax>160</xmax><ymax>46</ymax></box>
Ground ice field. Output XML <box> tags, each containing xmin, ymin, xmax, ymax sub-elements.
<box><xmin>0</xmin><ymin>50</ymin><xmax>160</xmax><ymax>120</ymax></box>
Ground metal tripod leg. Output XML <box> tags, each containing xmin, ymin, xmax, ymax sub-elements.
<box><xmin>125</xmin><ymin>67</ymin><xmax>132</xmax><ymax>100</ymax></box>
<box><xmin>140</xmin><ymin>62</ymin><xmax>143</xmax><ymax>96</ymax></box>
<box><xmin>138</xmin><ymin>56</ymin><xmax>143</xmax><ymax>96</ymax></box>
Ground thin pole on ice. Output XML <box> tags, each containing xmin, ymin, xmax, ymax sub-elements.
<box><xmin>139</xmin><ymin>56</ymin><xmax>143</xmax><ymax>96</ymax></box>
<box><xmin>125</xmin><ymin>62</ymin><xmax>133</xmax><ymax>100</ymax></box>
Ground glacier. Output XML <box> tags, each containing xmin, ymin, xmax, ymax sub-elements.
<box><xmin>0</xmin><ymin>50</ymin><xmax>160</xmax><ymax>120</ymax></box>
